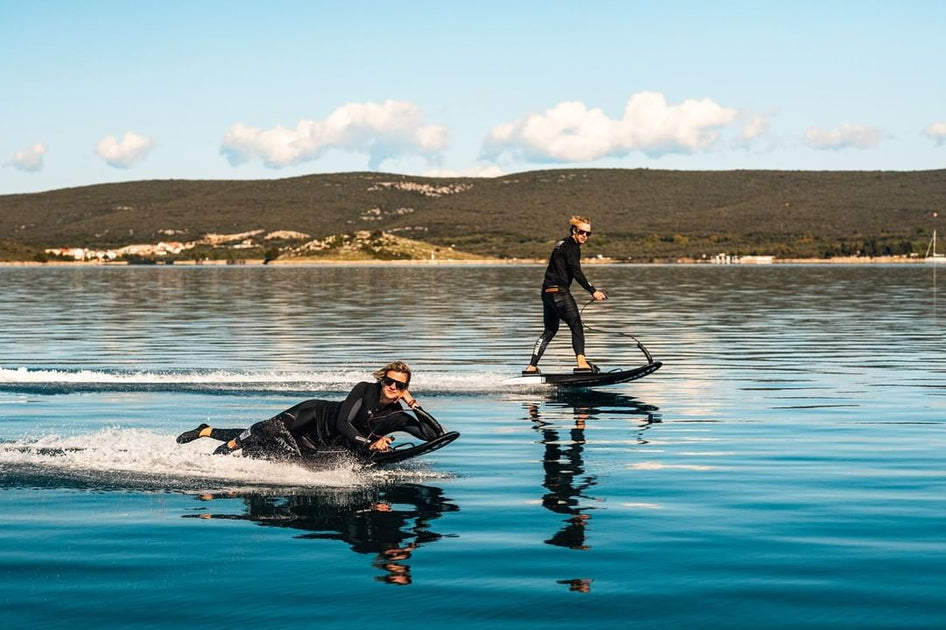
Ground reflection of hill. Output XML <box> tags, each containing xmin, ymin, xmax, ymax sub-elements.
<box><xmin>185</xmin><ymin>483</ymin><xmax>458</xmax><ymax>585</ymax></box>
<box><xmin>3</xmin><ymin>168</ymin><xmax>944</xmax><ymax>261</ymax></box>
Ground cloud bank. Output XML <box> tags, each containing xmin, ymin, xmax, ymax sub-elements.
<box><xmin>802</xmin><ymin>124</ymin><xmax>884</xmax><ymax>150</ymax></box>
<box><xmin>4</xmin><ymin>143</ymin><xmax>47</xmax><ymax>172</ymax></box>
<box><xmin>220</xmin><ymin>100</ymin><xmax>448</xmax><ymax>170</ymax></box>
<box><xmin>481</xmin><ymin>91</ymin><xmax>741</xmax><ymax>163</ymax></box>
<box><xmin>95</xmin><ymin>132</ymin><xmax>155</xmax><ymax>168</ymax></box>
<box><xmin>924</xmin><ymin>122</ymin><xmax>946</xmax><ymax>146</ymax></box>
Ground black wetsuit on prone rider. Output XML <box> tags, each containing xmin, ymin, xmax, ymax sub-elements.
<box><xmin>176</xmin><ymin>362</ymin><xmax>445</xmax><ymax>459</ymax></box>
<box><xmin>524</xmin><ymin>215</ymin><xmax>607</xmax><ymax>375</ymax></box>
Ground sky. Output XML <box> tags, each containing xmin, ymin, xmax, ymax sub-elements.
<box><xmin>2</xmin><ymin>0</ymin><xmax>945</xmax><ymax>195</ymax></box>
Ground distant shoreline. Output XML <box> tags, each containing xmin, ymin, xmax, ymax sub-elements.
<box><xmin>0</xmin><ymin>255</ymin><xmax>934</xmax><ymax>267</ymax></box>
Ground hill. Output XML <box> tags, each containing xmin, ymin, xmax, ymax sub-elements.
<box><xmin>2</xmin><ymin>168</ymin><xmax>945</xmax><ymax>262</ymax></box>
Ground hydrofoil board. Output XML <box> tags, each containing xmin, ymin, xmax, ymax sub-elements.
<box><xmin>502</xmin><ymin>361</ymin><xmax>662</xmax><ymax>388</ymax></box>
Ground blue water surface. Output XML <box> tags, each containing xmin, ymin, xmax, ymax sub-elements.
<box><xmin>1</xmin><ymin>264</ymin><xmax>945</xmax><ymax>629</ymax></box>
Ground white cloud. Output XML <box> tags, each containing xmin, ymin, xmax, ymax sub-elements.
<box><xmin>732</xmin><ymin>111</ymin><xmax>783</xmax><ymax>153</ymax></box>
<box><xmin>423</xmin><ymin>164</ymin><xmax>505</xmax><ymax>178</ymax></box>
<box><xmin>4</xmin><ymin>143</ymin><xmax>46</xmax><ymax>172</ymax></box>
<box><xmin>220</xmin><ymin>99</ymin><xmax>448</xmax><ymax>170</ymax></box>
<box><xmin>802</xmin><ymin>124</ymin><xmax>884</xmax><ymax>150</ymax></box>
<box><xmin>924</xmin><ymin>122</ymin><xmax>946</xmax><ymax>146</ymax></box>
<box><xmin>95</xmin><ymin>132</ymin><xmax>155</xmax><ymax>168</ymax></box>
<box><xmin>738</xmin><ymin>114</ymin><xmax>770</xmax><ymax>144</ymax></box>
<box><xmin>482</xmin><ymin>91</ymin><xmax>740</xmax><ymax>163</ymax></box>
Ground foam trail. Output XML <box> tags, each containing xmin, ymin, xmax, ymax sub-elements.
<box><xmin>0</xmin><ymin>428</ymin><xmax>447</xmax><ymax>491</ymax></box>
<box><xmin>0</xmin><ymin>367</ymin><xmax>545</xmax><ymax>395</ymax></box>
<box><xmin>0</xmin><ymin>367</ymin><xmax>367</xmax><ymax>389</ymax></box>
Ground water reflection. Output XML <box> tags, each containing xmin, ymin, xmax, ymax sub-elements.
<box><xmin>557</xmin><ymin>578</ymin><xmax>593</xmax><ymax>593</ymax></box>
<box><xmin>526</xmin><ymin>391</ymin><xmax>660</xmax><ymax>591</ymax></box>
<box><xmin>183</xmin><ymin>483</ymin><xmax>458</xmax><ymax>585</ymax></box>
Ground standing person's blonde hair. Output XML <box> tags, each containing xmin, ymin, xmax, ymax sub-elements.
<box><xmin>373</xmin><ymin>361</ymin><xmax>412</xmax><ymax>385</ymax></box>
<box><xmin>569</xmin><ymin>215</ymin><xmax>591</xmax><ymax>229</ymax></box>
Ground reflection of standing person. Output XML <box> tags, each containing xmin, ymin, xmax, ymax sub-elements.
<box><xmin>540</xmin><ymin>424</ymin><xmax>595</xmax><ymax>550</ymax></box>
<box><xmin>524</xmin><ymin>215</ymin><xmax>607</xmax><ymax>375</ymax></box>
<box><xmin>527</xmin><ymin>403</ymin><xmax>598</xmax><ymax>551</ymax></box>
<box><xmin>176</xmin><ymin>361</ymin><xmax>444</xmax><ymax>457</ymax></box>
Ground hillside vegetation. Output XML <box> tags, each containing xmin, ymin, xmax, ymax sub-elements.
<box><xmin>2</xmin><ymin>168</ymin><xmax>945</xmax><ymax>262</ymax></box>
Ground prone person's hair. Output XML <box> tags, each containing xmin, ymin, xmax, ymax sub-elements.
<box><xmin>373</xmin><ymin>361</ymin><xmax>412</xmax><ymax>385</ymax></box>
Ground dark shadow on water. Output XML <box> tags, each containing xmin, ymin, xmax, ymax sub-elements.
<box><xmin>524</xmin><ymin>390</ymin><xmax>660</xmax><ymax>593</ymax></box>
<box><xmin>182</xmin><ymin>482</ymin><xmax>458</xmax><ymax>586</ymax></box>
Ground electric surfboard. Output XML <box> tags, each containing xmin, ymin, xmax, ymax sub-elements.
<box><xmin>502</xmin><ymin>361</ymin><xmax>662</xmax><ymax>388</ymax></box>
<box><xmin>299</xmin><ymin>431</ymin><xmax>461</xmax><ymax>469</ymax></box>
<box><xmin>364</xmin><ymin>431</ymin><xmax>461</xmax><ymax>466</ymax></box>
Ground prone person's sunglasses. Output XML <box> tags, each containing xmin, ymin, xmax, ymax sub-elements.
<box><xmin>382</xmin><ymin>375</ymin><xmax>408</xmax><ymax>390</ymax></box>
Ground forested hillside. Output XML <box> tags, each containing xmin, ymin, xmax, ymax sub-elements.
<box><xmin>2</xmin><ymin>168</ymin><xmax>945</xmax><ymax>261</ymax></box>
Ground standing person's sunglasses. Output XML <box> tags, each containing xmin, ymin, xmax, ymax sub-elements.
<box><xmin>382</xmin><ymin>376</ymin><xmax>408</xmax><ymax>390</ymax></box>
<box><xmin>575</xmin><ymin>229</ymin><xmax>591</xmax><ymax>237</ymax></box>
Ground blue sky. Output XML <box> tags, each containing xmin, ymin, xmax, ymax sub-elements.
<box><xmin>2</xmin><ymin>0</ymin><xmax>945</xmax><ymax>194</ymax></box>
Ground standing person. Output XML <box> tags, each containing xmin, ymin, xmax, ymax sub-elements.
<box><xmin>176</xmin><ymin>361</ymin><xmax>445</xmax><ymax>458</ymax></box>
<box><xmin>523</xmin><ymin>215</ymin><xmax>607</xmax><ymax>374</ymax></box>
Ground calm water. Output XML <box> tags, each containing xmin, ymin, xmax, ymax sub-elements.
<box><xmin>1</xmin><ymin>264</ymin><xmax>945</xmax><ymax>629</ymax></box>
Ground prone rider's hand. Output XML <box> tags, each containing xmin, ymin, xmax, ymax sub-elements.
<box><xmin>369</xmin><ymin>436</ymin><xmax>394</xmax><ymax>452</ymax></box>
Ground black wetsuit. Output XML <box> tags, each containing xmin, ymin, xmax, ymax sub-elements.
<box><xmin>529</xmin><ymin>235</ymin><xmax>597</xmax><ymax>366</ymax></box>
<box><xmin>209</xmin><ymin>381</ymin><xmax>445</xmax><ymax>459</ymax></box>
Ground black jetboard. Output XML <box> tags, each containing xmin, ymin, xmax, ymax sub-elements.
<box><xmin>364</xmin><ymin>431</ymin><xmax>461</xmax><ymax>466</ymax></box>
<box><xmin>299</xmin><ymin>431</ymin><xmax>461</xmax><ymax>469</ymax></box>
<box><xmin>508</xmin><ymin>361</ymin><xmax>662</xmax><ymax>388</ymax></box>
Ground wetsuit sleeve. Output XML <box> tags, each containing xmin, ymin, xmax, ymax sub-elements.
<box><xmin>567</xmin><ymin>239</ymin><xmax>596</xmax><ymax>294</ymax></box>
<box><xmin>335</xmin><ymin>382</ymin><xmax>373</xmax><ymax>448</ymax></box>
